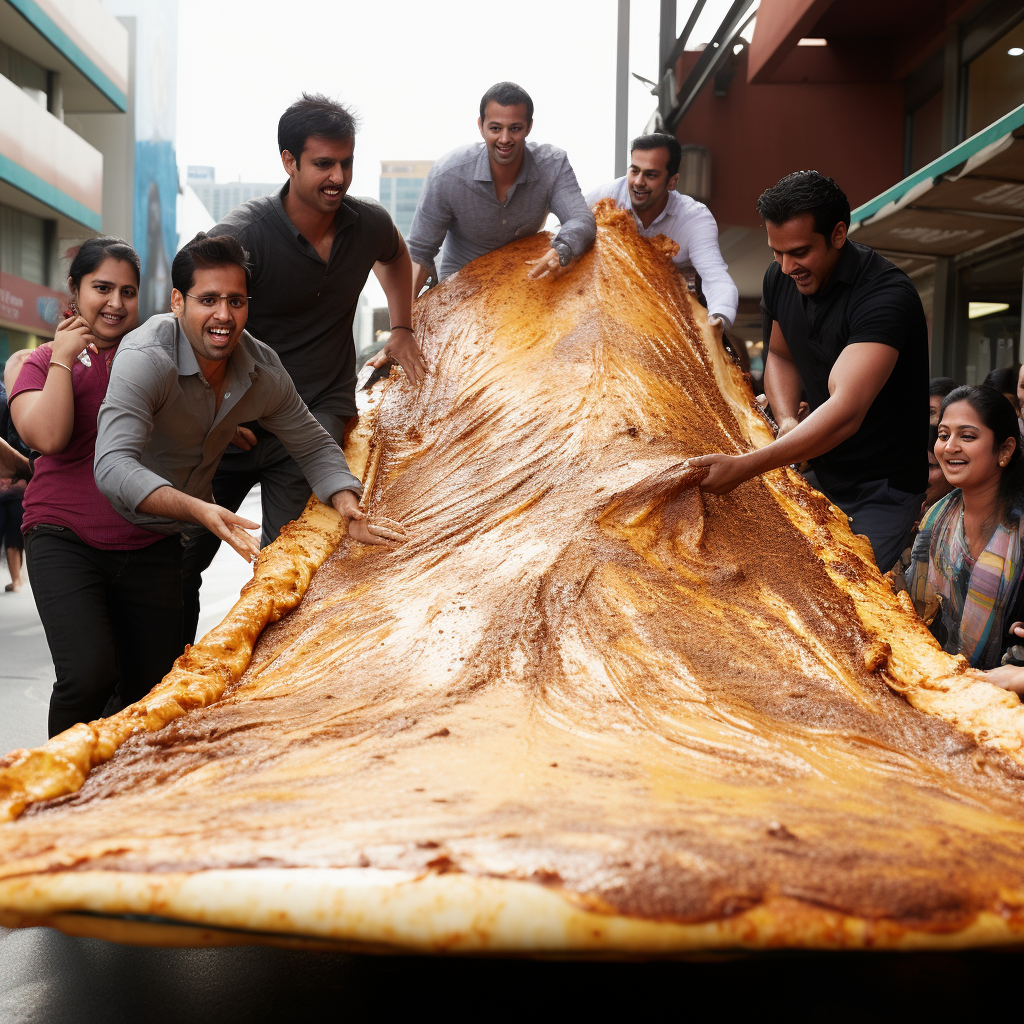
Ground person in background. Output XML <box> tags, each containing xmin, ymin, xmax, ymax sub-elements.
<box><xmin>586</xmin><ymin>133</ymin><xmax>738</xmax><ymax>333</ymax></box>
<box><xmin>0</xmin><ymin>379</ymin><xmax>28</xmax><ymax>591</ymax></box>
<box><xmin>929</xmin><ymin>376</ymin><xmax>958</xmax><ymax>426</ymax></box>
<box><xmin>405</xmin><ymin>81</ymin><xmax>596</xmax><ymax>295</ymax></box>
<box><xmin>7</xmin><ymin>237</ymin><xmax>181</xmax><ymax>737</ymax></box>
<box><xmin>907</xmin><ymin>385</ymin><xmax>1024</xmax><ymax>683</ymax></box>
<box><xmin>1016</xmin><ymin>363</ymin><xmax>1024</xmax><ymax>438</ymax></box>
<box><xmin>94</xmin><ymin>234</ymin><xmax>404</xmax><ymax>645</ymax></box>
<box><xmin>923</xmin><ymin>423</ymin><xmax>953</xmax><ymax>514</ymax></box>
<box><xmin>182</xmin><ymin>93</ymin><xmax>425</xmax><ymax>643</ymax></box>
<box><xmin>983</xmin><ymin>365</ymin><xmax>1021</xmax><ymax>414</ymax></box>
<box><xmin>686</xmin><ymin>171</ymin><xmax>928</xmax><ymax>572</ymax></box>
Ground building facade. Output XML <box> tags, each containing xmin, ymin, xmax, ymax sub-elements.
<box><xmin>186</xmin><ymin>166</ymin><xmax>280</xmax><ymax>225</ymax></box>
<box><xmin>379</xmin><ymin>160</ymin><xmax>433</xmax><ymax>237</ymax></box>
<box><xmin>0</xmin><ymin>0</ymin><xmax>126</xmax><ymax>361</ymax></box>
<box><xmin>0</xmin><ymin>0</ymin><xmax>178</xmax><ymax>363</ymax></box>
<box><xmin>648</xmin><ymin>0</ymin><xmax>1024</xmax><ymax>379</ymax></box>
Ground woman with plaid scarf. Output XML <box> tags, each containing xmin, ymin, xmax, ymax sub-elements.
<box><xmin>907</xmin><ymin>384</ymin><xmax>1024</xmax><ymax>691</ymax></box>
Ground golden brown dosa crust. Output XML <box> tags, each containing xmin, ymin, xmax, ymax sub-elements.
<box><xmin>3</xmin><ymin>204</ymin><xmax>1024</xmax><ymax>954</ymax></box>
<box><xmin>0</xmin><ymin>382</ymin><xmax>387</xmax><ymax>823</ymax></box>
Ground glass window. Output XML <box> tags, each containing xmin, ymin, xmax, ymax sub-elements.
<box><xmin>957</xmin><ymin>248</ymin><xmax>1024</xmax><ymax>384</ymax></box>
<box><xmin>909</xmin><ymin>91</ymin><xmax>943</xmax><ymax>172</ymax></box>
<box><xmin>0</xmin><ymin>40</ymin><xmax>48</xmax><ymax>108</ymax></box>
<box><xmin>0</xmin><ymin>204</ymin><xmax>47</xmax><ymax>285</ymax></box>
<box><xmin>967</xmin><ymin>18</ymin><xmax>1024</xmax><ymax>136</ymax></box>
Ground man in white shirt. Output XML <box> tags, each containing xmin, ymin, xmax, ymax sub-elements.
<box><xmin>586</xmin><ymin>133</ymin><xmax>738</xmax><ymax>330</ymax></box>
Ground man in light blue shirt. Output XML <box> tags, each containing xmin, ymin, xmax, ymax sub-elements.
<box><xmin>587</xmin><ymin>133</ymin><xmax>738</xmax><ymax>330</ymax></box>
<box><xmin>405</xmin><ymin>82</ymin><xmax>596</xmax><ymax>297</ymax></box>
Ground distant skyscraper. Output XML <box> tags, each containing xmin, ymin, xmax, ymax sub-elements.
<box><xmin>186</xmin><ymin>167</ymin><xmax>280</xmax><ymax>224</ymax></box>
<box><xmin>379</xmin><ymin>161</ymin><xmax>433</xmax><ymax>237</ymax></box>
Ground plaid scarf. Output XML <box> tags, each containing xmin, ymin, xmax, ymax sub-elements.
<box><xmin>908</xmin><ymin>490</ymin><xmax>1024</xmax><ymax>668</ymax></box>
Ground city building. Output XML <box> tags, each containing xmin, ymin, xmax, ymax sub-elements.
<box><xmin>186</xmin><ymin>166</ymin><xmax>280</xmax><ymax>225</ymax></box>
<box><xmin>642</xmin><ymin>0</ymin><xmax>1024</xmax><ymax>379</ymax></box>
<box><xmin>379</xmin><ymin>160</ymin><xmax>433</xmax><ymax>237</ymax></box>
<box><xmin>0</xmin><ymin>0</ymin><xmax>178</xmax><ymax>363</ymax></box>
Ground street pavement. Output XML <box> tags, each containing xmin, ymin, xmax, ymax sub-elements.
<box><xmin>0</xmin><ymin>489</ymin><xmax>261</xmax><ymax>755</ymax></box>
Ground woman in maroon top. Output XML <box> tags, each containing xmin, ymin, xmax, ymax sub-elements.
<box><xmin>9</xmin><ymin>237</ymin><xmax>184</xmax><ymax>737</ymax></box>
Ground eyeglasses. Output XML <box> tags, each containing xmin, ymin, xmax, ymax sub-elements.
<box><xmin>186</xmin><ymin>293</ymin><xmax>250</xmax><ymax>309</ymax></box>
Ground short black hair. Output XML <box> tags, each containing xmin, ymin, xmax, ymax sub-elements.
<box><xmin>479</xmin><ymin>82</ymin><xmax>533</xmax><ymax>122</ymax></box>
<box><xmin>278</xmin><ymin>93</ymin><xmax>359</xmax><ymax>166</ymax></box>
<box><xmin>983</xmin><ymin>364</ymin><xmax>1021</xmax><ymax>395</ymax></box>
<box><xmin>630</xmin><ymin>133</ymin><xmax>682</xmax><ymax>177</ymax></box>
<box><xmin>172</xmin><ymin>233</ymin><xmax>251</xmax><ymax>296</ymax></box>
<box><xmin>68</xmin><ymin>236</ymin><xmax>140</xmax><ymax>290</ymax></box>
<box><xmin>756</xmin><ymin>171</ymin><xmax>851</xmax><ymax>241</ymax></box>
<box><xmin>929</xmin><ymin>376</ymin><xmax>959</xmax><ymax>398</ymax></box>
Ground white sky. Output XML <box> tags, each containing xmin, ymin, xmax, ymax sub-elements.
<box><xmin>175</xmin><ymin>0</ymin><xmax>743</xmax><ymax>200</ymax></box>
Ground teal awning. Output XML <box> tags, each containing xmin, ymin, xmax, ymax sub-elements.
<box><xmin>849</xmin><ymin>102</ymin><xmax>1024</xmax><ymax>258</ymax></box>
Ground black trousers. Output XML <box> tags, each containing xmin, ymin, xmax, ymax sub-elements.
<box><xmin>181</xmin><ymin>414</ymin><xmax>346</xmax><ymax>646</ymax></box>
<box><xmin>24</xmin><ymin>525</ymin><xmax>184</xmax><ymax>738</ymax></box>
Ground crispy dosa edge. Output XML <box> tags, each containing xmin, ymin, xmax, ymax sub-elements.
<box><xmin>0</xmin><ymin>385</ymin><xmax>386</xmax><ymax>823</ymax></box>
<box><xmin>3</xmin><ymin>214</ymin><xmax>1024</xmax><ymax>954</ymax></box>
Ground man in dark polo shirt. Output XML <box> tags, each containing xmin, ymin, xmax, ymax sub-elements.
<box><xmin>181</xmin><ymin>93</ymin><xmax>428</xmax><ymax>643</ymax></box>
<box><xmin>687</xmin><ymin>171</ymin><xmax>928</xmax><ymax>571</ymax></box>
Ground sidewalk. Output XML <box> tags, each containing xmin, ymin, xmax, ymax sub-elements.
<box><xmin>0</xmin><ymin>489</ymin><xmax>262</xmax><ymax>755</ymax></box>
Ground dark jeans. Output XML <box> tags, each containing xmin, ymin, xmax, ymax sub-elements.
<box><xmin>0</xmin><ymin>493</ymin><xmax>24</xmax><ymax>551</ymax></box>
<box><xmin>24</xmin><ymin>525</ymin><xmax>184</xmax><ymax>738</ymax></box>
<box><xmin>181</xmin><ymin>414</ymin><xmax>346</xmax><ymax>646</ymax></box>
<box><xmin>806</xmin><ymin>473</ymin><xmax>925</xmax><ymax>573</ymax></box>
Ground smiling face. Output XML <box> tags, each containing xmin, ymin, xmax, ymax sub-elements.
<box><xmin>70</xmin><ymin>256</ymin><xmax>139</xmax><ymax>347</ymax></box>
<box><xmin>627</xmin><ymin>147</ymin><xmax>678</xmax><ymax>216</ymax></box>
<box><xmin>477</xmin><ymin>101</ymin><xmax>532</xmax><ymax>169</ymax></box>
<box><xmin>281</xmin><ymin>135</ymin><xmax>354</xmax><ymax>216</ymax></box>
<box><xmin>170</xmin><ymin>264</ymin><xmax>248</xmax><ymax>365</ymax></box>
<box><xmin>765</xmin><ymin>214</ymin><xmax>847</xmax><ymax>295</ymax></box>
<box><xmin>936</xmin><ymin>399</ymin><xmax>1016</xmax><ymax>492</ymax></box>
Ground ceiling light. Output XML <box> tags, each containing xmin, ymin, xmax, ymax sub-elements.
<box><xmin>1009</xmin><ymin>46</ymin><xmax>1024</xmax><ymax>56</ymax></box>
<box><xmin>968</xmin><ymin>301</ymin><xmax>1010</xmax><ymax>319</ymax></box>
<box><xmin>798</xmin><ymin>37</ymin><xmax>827</xmax><ymax>46</ymax></box>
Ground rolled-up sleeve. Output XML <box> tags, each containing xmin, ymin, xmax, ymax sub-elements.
<box><xmin>94</xmin><ymin>348</ymin><xmax>175</xmax><ymax>520</ymax></box>
<box><xmin>686</xmin><ymin>204</ymin><xmax>738</xmax><ymax>326</ymax></box>
<box><xmin>258</xmin><ymin>376</ymin><xmax>362</xmax><ymax>504</ymax></box>
<box><xmin>550</xmin><ymin>157</ymin><xmax>597</xmax><ymax>259</ymax></box>
<box><xmin>406</xmin><ymin>164</ymin><xmax>451</xmax><ymax>276</ymax></box>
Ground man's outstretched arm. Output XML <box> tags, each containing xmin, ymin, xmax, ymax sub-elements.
<box><xmin>371</xmin><ymin>236</ymin><xmax>428</xmax><ymax>385</ymax></box>
<box><xmin>688</xmin><ymin>341</ymin><xmax>899</xmax><ymax>494</ymax></box>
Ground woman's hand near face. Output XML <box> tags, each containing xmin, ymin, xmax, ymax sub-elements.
<box><xmin>50</xmin><ymin>315</ymin><xmax>97</xmax><ymax>366</ymax></box>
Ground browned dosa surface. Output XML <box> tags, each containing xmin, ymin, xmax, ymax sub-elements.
<box><xmin>2</xmin><ymin>205</ymin><xmax>1024</xmax><ymax>954</ymax></box>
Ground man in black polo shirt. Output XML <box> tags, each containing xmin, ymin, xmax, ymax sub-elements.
<box><xmin>181</xmin><ymin>93</ymin><xmax>428</xmax><ymax>642</ymax></box>
<box><xmin>687</xmin><ymin>171</ymin><xmax>928</xmax><ymax>571</ymax></box>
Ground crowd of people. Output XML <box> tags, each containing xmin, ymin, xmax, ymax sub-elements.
<box><xmin>2</xmin><ymin>79</ymin><xmax>1024</xmax><ymax>738</ymax></box>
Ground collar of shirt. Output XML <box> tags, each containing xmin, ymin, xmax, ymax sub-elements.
<box><xmin>173</xmin><ymin>317</ymin><xmax>257</xmax><ymax>395</ymax></box>
<box><xmin>472</xmin><ymin>144</ymin><xmax>539</xmax><ymax>200</ymax></box>
<box><xmin>813</xmin><ymin>239</ymin><xmax>860</xmax><ymax>300</ymax></box>
<box><xmin>269</xmin><ymin>183</ymin><xmax>358</xmax><ymax>263</ymax></box>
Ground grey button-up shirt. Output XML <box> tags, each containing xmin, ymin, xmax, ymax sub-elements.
<box><xmin>406</xmin><ymin>141</ymin><xmax>597</xmax><ymax>280</ymax></box>
<box><xmin>95</xmin><ymin>314</ymin><xmax>361</xmax><ymax>536</ymax></box>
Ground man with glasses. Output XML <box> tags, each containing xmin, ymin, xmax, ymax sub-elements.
<box><xmin>178</xmin><ymin>93</ymin><xmax>425</xmax><ymax>643</ymax></box>
<box><xmin>95</xmin><ymin>233</ymin><xmax>404</xmax><ymax>599</ymax></box>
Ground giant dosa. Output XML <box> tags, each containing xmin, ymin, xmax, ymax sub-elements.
<box><xmin>2</xmin><ymin>203</ymin><xmax>1024</xmax><ymax>956</ymax></box>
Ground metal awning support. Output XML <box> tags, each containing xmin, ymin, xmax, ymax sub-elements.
<box><xmin>662</xmin><ymin>0</ymin><xmax>758</xmax><ymax>131</ymax></box>
<box><xmin>615</xmin><ymin>0</ymin><xmax>630</xmax><ymax>177</ymax></box>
